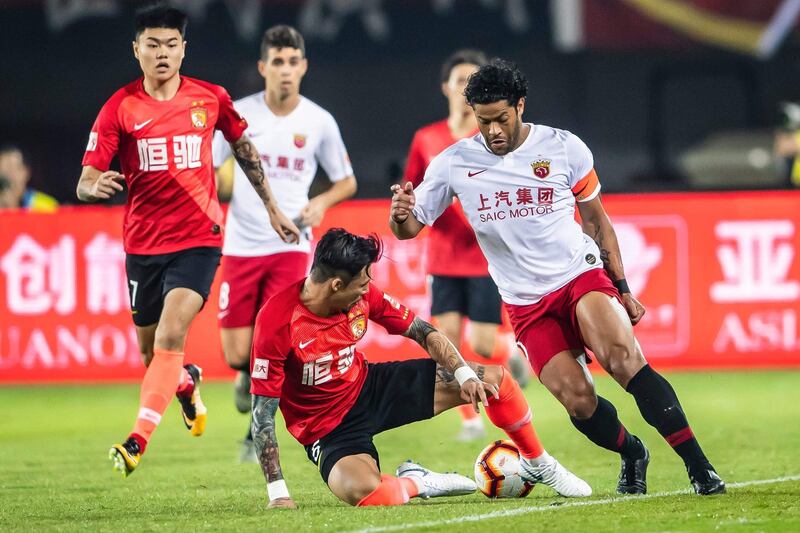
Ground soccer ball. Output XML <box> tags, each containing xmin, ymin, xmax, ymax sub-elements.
<box><xmin>474</xmin><ymin>440</ymin><xmax>535</xmax><ymax>498</ymax></box>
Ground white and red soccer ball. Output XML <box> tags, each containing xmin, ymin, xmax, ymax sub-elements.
<box><xmin>474</xmin><ymin>440</ymin><xmax>535</xmax><ymax>498</ymax></box>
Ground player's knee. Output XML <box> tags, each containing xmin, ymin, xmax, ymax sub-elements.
<box><xmin>154</xmin><ymin>323</ymin><xmax>188</xmax><ymax>351</ymax></box>
<box><xmin>222</xmin><ymin>347</ymin><xmax>249</xmax><ymax>371</ymax></box>
<box><xmin>341</xmin><ymin>475</ymin><xmax>381</xmax><ymax>506</ymax></box>
<box><xmin>139</xmin><ymin>347</ymin><xmax>154</xmax><ymax>367</ymax></box>
<box><xmin>601</xmin><ymin>342</ymin><xmax>643</xmax><ymax>381</ymax></box>
<box><xmin>557</xmin><ymin>380</ymin><xmax>597</xmax><ymax>419</ymax></box>
<box><xmin>470</xmin><ymin>337</ymin><xmax>495</xmax><ymax>359</ymax></box>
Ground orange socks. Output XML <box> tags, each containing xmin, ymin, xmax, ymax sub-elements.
<box><xmin>357</xmin><ymin>474</ymin><xmax>415</xmax><ymax>506</ymax></box>
<box><xmin>485</xmin><ymin>369</ymin><xmax>544</xmax><ymax>459</ymax></box>
<box><xmin>131</xmin><ymin>348</ymin><xmax>185</xmax><ymax>452</ymax></box>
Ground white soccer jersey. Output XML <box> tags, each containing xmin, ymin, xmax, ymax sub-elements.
<box><xmin>213</xmin><ymin>94</ymin><xmax>353</xmax><ymax>256</ymax></box>
<box><xmin>412</xmin><ymin>124</ymin><xmax>603</xmax><ymax>305</ymax></box>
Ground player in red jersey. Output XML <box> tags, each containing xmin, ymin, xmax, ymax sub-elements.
<box><xmin>76</xmin><ymin>5</ymin><xmax>299</xmax><ymax>477</ymax></box>
<box><xmin>403</xmin><ymin>49</ymin><xmax>529</xmax><ymax>442</ymax></box>
<box><xmin>249</xmin><ymin>229</ymin><xmax>590</xmax><ymax>508</ymax></box>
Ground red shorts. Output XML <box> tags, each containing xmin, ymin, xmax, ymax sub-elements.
<box><xmin>504</xmin><ymin>268</ymin><xmax>620</xmax><ymax>376</ymax></box>
<box><xmin>217</xmin><ymin>252</ymin><xmax>308</xmax><ymax>328</ymax></box>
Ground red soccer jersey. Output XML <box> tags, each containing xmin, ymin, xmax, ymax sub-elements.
<box><xmin>82</xmin><ymin>77</ymin><xmax>248</xmax><ymax>254</ymax></box>
<box><xmin>403</xmin><ymin>120</ymin><xmax>489</xmax><ymax>277</ymax></box>
<box><xmin>250</xmin><ymin>280</ymin><xmax>415</xmax><ymax>445</ymax></box>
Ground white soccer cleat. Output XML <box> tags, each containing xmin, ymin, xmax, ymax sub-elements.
<box><xmin>396</xmin><ymin>460</ymin><xmax>477</xmax><ymax>499</ymax></box>
<box><xmin>519</xmin><ymin>454</ymin><xmax>592</xmax><ymax>497</ymax></box>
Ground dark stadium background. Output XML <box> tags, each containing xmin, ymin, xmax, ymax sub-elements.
<box><xmin>2</xmin><ymin>0</ymin><xmax>800</xmax><ymax>203</ymax></box>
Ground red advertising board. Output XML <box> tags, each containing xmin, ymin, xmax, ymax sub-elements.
<box><xmin>1</xmin><ymin>190</ymin><xmax>800</xmax><ymax>383</ymax></box>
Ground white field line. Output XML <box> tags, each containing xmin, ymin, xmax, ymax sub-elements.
<box><xmin>346</xmin><ymin>475</ymin><xmax>800</xmax><ymax>533</ymax></box>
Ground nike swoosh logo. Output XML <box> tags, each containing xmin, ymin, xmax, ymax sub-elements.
<box><xmin>217</xmin><ymin>310</ymin><xmax>230</xmax><ymax>319</ymax></box>
<box><xmin>299</xmin><ymin>339</ymin><xmax>315</xmax><ymax>349</ymax></box>
<box><xmin>468</xmin><ymin>169</ymin><xmax>487</xmax><ymax>177</ymax></box>
<box><xmin>134</xmin><ymin>119</ymin><xmax>153</xmax><ymax>131</ymax></box>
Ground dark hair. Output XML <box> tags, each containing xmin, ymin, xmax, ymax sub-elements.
<box><xmin>134</xmin><ymin>4</ymin><xmax>188</xmax><ymax>39</ymax></box>
<box><xmin>440</xmin><ymin>49</ymin><xmax>488</xmax><ymax>84</ymax></box>
<box><xmin>464</xmin><ymin>59</ymin><xmax>528</xmax><ymax>107</ymax></box>
<box><xmin>310</xmin><ymin>229</ymin><xmax>382</xmax><ymax>284</ymax></box>
<box><xmin>261</xmin><ymin>25</ymin><xmax>305</xmax><ymax>59</ymax></box>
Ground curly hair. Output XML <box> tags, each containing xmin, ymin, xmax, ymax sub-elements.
<box><xmin>310</xmin><ymin>228</ymin><xmax>383</xmax><ymax>284</ymax></box>
<box><xmin>464</xmin><ymin>59</ymin><xmax>528</xmax><ymax>107</ymax></box>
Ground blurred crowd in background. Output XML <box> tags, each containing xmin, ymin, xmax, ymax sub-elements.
<box><xmin>3</xmin><ymin>0</ymin><xmax>800</xmax><ymax>211</ymax></box>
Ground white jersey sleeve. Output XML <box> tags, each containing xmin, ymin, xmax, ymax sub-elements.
<box><xmin>212</xmin><ymin>130</ymin><xmax>233</xmax><ymax>169</ymax></box>
<box><xmin>317</xmin><ymin>113</ymin><xmax>353</xmax><ymax>182</ymax></box>
<box><xmin>564</xmin><ymin>132</ymin><xmax>601</xmax><ymax>203</ymax></box>
<box><xmin>411</xmin><ymin>150</ymin><xmax>454</xmax><ymax>226</ymax></box>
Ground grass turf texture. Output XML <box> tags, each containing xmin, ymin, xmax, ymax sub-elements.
<box><xmin>1</xmin><ymin>370</ymin><xmax>799</xmax><ymax>532</ymax></box>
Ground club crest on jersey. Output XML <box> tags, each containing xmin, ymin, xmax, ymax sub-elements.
<box><xmin>190</xmin><ymin>107</ymin><xmax>207</xmax><ymax>129</ymax></box>
<box><xmin>294</xmin><ymin>134</ymin><xmax>307</xmax><ymax>149</ymax></box>
<box><xmin>349</xmin><ymin>314</ymin><xmax>367</xmax><ymax>340</ymax></box>
<box><xmin>531</xmin><ymin>159</ymin><xmax>551</xmax><ymax>179</ymax></box>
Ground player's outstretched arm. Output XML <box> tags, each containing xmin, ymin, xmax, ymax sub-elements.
<box><xmin>403</xmin><ymin>317</ymin><xmax>499</xmax><ymax>412</ymax></box>
<box><xmin>577</xmin><ymin>196</ymin><xmax>646</xmax><ymax>324</ymax></box>
<box><xmin>252</xmin><ymin>394</ymin><xmax>297</xmax><ymax>509</ymax></box>
<box><xmin>389</xmin><ymin>182</ymin><xmax>425</xmax><ymax>239</ymax></box>
<box><xmin>229</xmin><ymin>134</ymin><xmax>301</xmax><ymax>244</ymax></box>
<box><xmin>76</xmin><ymin>165</ymin><xmax>125</xmax><ymax>202</ymax></box>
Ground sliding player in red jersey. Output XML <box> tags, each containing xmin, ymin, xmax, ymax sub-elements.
<box><xmin>403</xmin><ymin>49</ymin><xmax>529</xmax><ymax>442</ymax></box>
<box><xmin>76</xmin><ymin>5</ymin><xmax>299</xmax><ymax>477</ymax></box>
<box><xmin>249</xmin><ymin>229</ymin><xmax>590</xmax><ymax>508</ymax></box>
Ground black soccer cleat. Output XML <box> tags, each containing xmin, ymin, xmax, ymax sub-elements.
<box><xmin>688</xmin><ymin>463</ymin><xmax>726</xmax><ymax>495</ymax></box>
<box><xmin>616</xmin><ymin>438</ymin><xmax>649</xmax><ymax>495</ymax></box>
<box><xmin>177</xmin><ymin>364</ymin><xmax>207</xmax><ymax>436</ymax></box>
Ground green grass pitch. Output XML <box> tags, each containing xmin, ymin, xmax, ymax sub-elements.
<box><xmin>2</xmin><ymin>370</ymin><xmax>799</xmax><ymax>531</ymax></box>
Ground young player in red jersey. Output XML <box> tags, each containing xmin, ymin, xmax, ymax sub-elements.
<box><xmin>403</xmin><ymin>50</ymin><xmax>529</xmax><ymax>442</ymax></box>
<box><xmin>76</xmin><ymin>5</ymin><xmax>299</xmax><ymax>477</ymax></box>
<box><xmin>249</xmin><ymin>229</ymin><xmax>590</xmax><ymax>508</ymax></box>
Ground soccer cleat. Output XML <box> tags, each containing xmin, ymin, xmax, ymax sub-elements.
<box><xmin>617</xmin><ymin>439</ymin><xmax>650</xmax><ymax>495</ymax></box>
<box><xmin>177</xmin><ymin>364</ymin><xmax>207</xmax><ymax>436</ymax></box>
<box><xmin>456</xmin><ymin>424</ymin><xmax>486</xmax><ymax>442</ymax></box>
<box><xmin>396</xmin><ymin>460</ymin><xmax>476</xmax><ymax>499</ymax></box>
<box><xmin>239</xmin><ymin>438</ymin><xmax>258</xmax><ymax>464</ymax></box>
<box><xmin>234</xmin><ymin>370</ymin><xmax>251</xmax><ymax>414</ymax></box>
<box><xmin>688</xmin><ymin>463</ymin><xmax>726</xmax><ymax>495</ymax></box>
<box><xmin>109</xmin><ymin>437</ymin><xmax>141</xmax><ymax>477</ymax></box>
<box><xmin>519</xmin><ymin>454</ymin><xmax>593</xmax><ymax>497</ymax></box>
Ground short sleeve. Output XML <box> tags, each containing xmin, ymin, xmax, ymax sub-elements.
<box><xmin>215</xmin><ymin>86</ymin><xmax>248</xmax><ymax>143</ymax></box>
<box><xmin>250</xmin><ymin>303</ymin><xmax>291</xmax><ymax>397</ymax></box>
<box><xmin>565</xmin><ymin>132</ymin><xmax>601</xmax><ymax>202</ymax></box>
<box><xmin>411</xmin><ymin>150</ymin><xmax>455</xmax><ymax>226</ymax></box>
<box><xmin>402</xmin><ymin>130</ymin><xmax>427</xmax><ymax>188</ymax></box>
<box><xmin>366</xmin><ymin>283</ymin><xmax>415</xmax><ymax>335</ymax></box>
<box><xmin>211</xmin><ymin>130</ymin><xmax>232</xmax><ymax>169</ymax></box>
<box><xmin>317</xmin><ymin>113</ymin><xmax>353</xmax><ymax>182</ymax></box>
<box><xmin>81</xmin><ymin>98</ymin><xmax>121</xmax><ymax>171</ymax></box>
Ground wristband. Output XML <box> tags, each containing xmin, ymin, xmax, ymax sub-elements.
<box><xmin>613</xmin><ymin>278</ymin><xmax>631</xmax><ymax>294</ymax></box>
<box><xmin>268</xmin><ymin>479</ymin><xmax>290</xmax><ymax>501</ymax></box>
<box><xmin>454</xmin><ymin>365</ymin><xmax>478</xmax><ymax>386</ymax></box>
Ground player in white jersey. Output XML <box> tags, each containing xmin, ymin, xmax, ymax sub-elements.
<box><xmin>389</xmin><ymin>60</ymin><xmax>725</xmax><ymax>496</ymax></box>
<box><xmin>212</xmin><ymin>25</ymin><xmax>357</xmax><ymax>462</ymax></box>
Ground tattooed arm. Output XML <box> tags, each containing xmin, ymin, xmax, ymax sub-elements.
<box><xmin>403</xmin><ymin>317</ymin><xmax>498</xmax><ymax>411</ymax></box>
<box><xmin>577</xmin><ymin>196</ymin><xmax>646</xmax><ymax>324</ymax></box>
<box><xmin>251</xmin><ymin>394</ymin><xmax>296</xmax><ymax>509</ymax></box>
<box><xmin>229</xmin><ymin>134</ymin><xmax>300</xmax><ymax>243</ymax></box>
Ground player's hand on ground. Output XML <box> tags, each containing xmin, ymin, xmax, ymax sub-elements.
<box><xmin>90</xmin><ymin>171</ymin><xmax>125</xmax><ymax>200</ymax></box>
<box><xmin>268</xmin><ymin>206</ymin><xmax>301</xmax><ymax>244</ymax></box>
<box><xmin>299</xmin><ymin>197</ymin><xmax>327</xmax><ymax>228</ymax></box>
<box><xmin>622</xmin><ymin>293</ymin><xmax>646</xmax><ymax>325</ymax></box>
<box><xmin>390</xmin><ymin>182</ymin><xmax>415</xmax><ymax>223</ymax></box>
<box><xmin>460</xmin><ymin>378</ymin><xmax>500</xmax><ymax>414</ymax></box>
<box><xmin>268</xmin><ymin>497</ymin><xmax>298</xmax><ymax>510</ymax></box>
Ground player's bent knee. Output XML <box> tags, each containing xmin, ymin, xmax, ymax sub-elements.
<box><xmin>567</xmin><ymin>392</ymin><xmax>599</xmax><ymax>419</ymax></box>
<box><xmin>338</xmin><ymin>475</ymin><xmax>381</xmax><ymax>506</ymax></box>
<box><xmin>154</xmin><ymin>326</ymin><xmax>188</xmax><ymax>351</ymax></box>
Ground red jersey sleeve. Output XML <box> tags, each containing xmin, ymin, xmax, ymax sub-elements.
<box><xmin>82</xmin><ymin>95</ymin><xmax>122</xmax><ymax>171</ymax></box>
<box><xmin>250</xmin><ymin>302</ymin><xmax>292</xmax><ymax>398</ymax></box>
<box><xmin>214</xmin><ymin>85</ymin><xmax>248</xmax><ymax>143</ymax></box>
<box><xmin>366</xmin><ymin>283</ymin><xmax>415</xmax><ymax>335</ymax></box>
<box><xmin>402</xmin><ymin>130</ymin><xmax>427</xmax><ymax>188</ymax></box>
